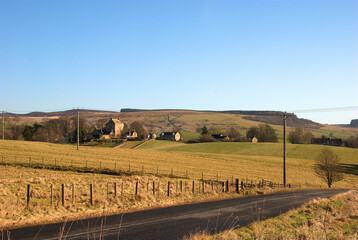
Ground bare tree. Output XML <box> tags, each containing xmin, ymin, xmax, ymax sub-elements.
<box><xmin>314</xmin><ymin>148</ymin><xmax>344</xmax><ymax>188</ymax></box>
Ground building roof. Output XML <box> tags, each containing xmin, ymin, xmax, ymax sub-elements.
<box><xmin>110</xmin><ymin>118</ymin><xmax>123</xmax><ymax>125</ymax></box>
<box><xmin>161</xmin><ymin>132</ymin><xmax>179</xmax><ymax>136</ymax></box>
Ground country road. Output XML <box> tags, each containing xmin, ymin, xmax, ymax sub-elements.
<box><xmin>3</xmin><ymin>189</ymin><xmax>347</xmax><ymax>240</ymax></box>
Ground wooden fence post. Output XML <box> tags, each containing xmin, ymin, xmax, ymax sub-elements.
<box><xmin>121</xmin><ymin>182</ymin><xmax>123</xmax><ymax>202</ymax></box>
<box><xmin>180</xmin><ymin>181</ymin><xmax>182</xmax><ymax>192</ymax></box>
<box><xmin>241</xmin><ymin>181</ymin><xmax>244</xmax><ymax>190</ymax></box>
<box><xmin>146</xmin><ymin>182</ymin><xmax>149</xmax><ymax>193</ymax></box>
<box><xmin>202</xmin><ymin>180</ymin><xmax>205</xmax><ymax>193</ymax></box>
<box><xmin>50</xmin><ymin>184</ymin><xmax>53</xmax><ymax>206</ymax></box>
<box><xmin>61</xmin><ymin>184</ymin><xmax>65</xmax><ymax>206</ymax></box>
<box><xmin>235</xmin><ymin>179</ymin><xmax>239</xmax><ymax>193</ymax></box>
<box><xmin>27</xmin><ymin>184</ymin><xmax>30</xmax><ymax>208</ymax></box>
<box><xmin>226</xmin><ymin>180</ymin><xmax>229</xmax><ymax>192</ymax></box>
<box><xmin>222</xmin><ymin>182</ymin><xmax>225</xmax><ymax>192</ymax></box>
<box><xmin>114</xmin><ymin>182</ymin><xmax>117</xmax><ymax>197</ymax></box>
<box><xmin>90</xmin><ymin>184</ymin><xmax>93</xmax><ymax>205</ymax></box>
<box><xmin>153</xmin><ymin>181</ymin><xmax>155</xmax><ymax>196</ymax></box>
<box><xmin>192</xmin><ymin>181</ymin><xmax>195</xmax><ymax>194</ymax></box>
<box><xmin>135</xmin><ymin>182</ymin><xmax>138</xmax><ymax>197</ymax></box>
<box><xmin>72</xmin><ymin>183</ymin><xmax>75</xmax><ymax>205</ymax></box>
<box><xmin>167</xmin><ymin>181</ymin><xmax>170</xmax><ymax>197</ymax></box>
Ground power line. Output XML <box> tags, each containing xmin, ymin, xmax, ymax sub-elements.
<box><xmin>290</xmin><ymin>106</ymin><xmax>358</xmax><ymax>113</ymax></box>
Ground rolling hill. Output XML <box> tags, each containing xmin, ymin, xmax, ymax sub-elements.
<box><xmin>3</xmin><ymin>109</ymin><xmax>358</xmax><ymax>140</ymax></box>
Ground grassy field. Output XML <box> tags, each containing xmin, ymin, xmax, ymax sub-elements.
<box><xmin>118</xmin><ymin>140</ymin><xmax>145</xmax><ymax>149</ymax></box>
<box><xmin>1</xmin><ymin>140</ymin><xmax>357</xmax><ymax>189</ymax></box>
<box><xmin>0</xmin><ymin>164</ymin><xmax>240</xmax><ymax>230</ymax></box>
<box><xmin>189</xmin><ymin>190</ymin><xmax>358</xmax><ymax>239</ymax></box>
<box><xmin>1</xmin><ymin>139</ymin><xmax>357</xmax><ymax>231</ymax></box>
<box><xmin>140</xmin><ymin>141</ymin><xmax>358</xmax><ymax>163</ymax></box>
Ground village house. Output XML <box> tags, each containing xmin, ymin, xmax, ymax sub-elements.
<box><xmin>92</xmin><ymin>118</ymin><xmax>125</xmax><ymax>139</ymax></box>
<box><xmin>148</xmin><ymin>133</ymin><xmax>157</xmax><ymax>139</ymax></box>
<box><xmin>124</xmin><ymin>130</ymin><xmax>138</xmax><ymax>139</ymax></box>
<box><xmin>159</xmin><ymin>132</ymin><xmax>181</xmax><ymax>141</ymax></box>
<box><xmin>311</xmin><ymin>137</ymin><xmax>347</xmax><ymax>147</ymax></box>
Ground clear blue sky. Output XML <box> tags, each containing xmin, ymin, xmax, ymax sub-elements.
<box><xmin>0</xmin><ymin>0</ymin><xmax>357</xmax><ymax>124</ymax></box>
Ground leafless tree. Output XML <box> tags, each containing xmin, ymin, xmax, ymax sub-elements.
<box><xmin>314</xmin><ymin>148</ymin><xmax>344</xmax><ymax>188</ymax></box>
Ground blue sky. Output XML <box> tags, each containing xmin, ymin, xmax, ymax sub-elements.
<box><xmin>0</xmin><ymin>0</ymin><xmax>357</xmax><ymax>124</ymax></box>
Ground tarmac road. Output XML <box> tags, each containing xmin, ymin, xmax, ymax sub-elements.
<box><xmin>3</xmin><ymin>189</ymin><xmax>347</xmax><ymax>240</ymax></box>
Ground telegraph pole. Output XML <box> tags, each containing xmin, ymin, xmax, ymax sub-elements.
<box><xmin>2</xmin><ymin>111</ymin><xmax>4</xmax><ymax>140</ymax></box>
<box><xmin>77</xmin><ymin>108</ymin><xmax>79</xmax><ymax>150</ymax></box>
<box><xmin>280</xmin><ymin>112</ymin><xmax>290</xmax><ymax>188</ymax></box>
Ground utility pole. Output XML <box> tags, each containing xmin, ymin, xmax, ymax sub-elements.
<box><xmin>77</xmin><ymin>108</ymin><xmax>79</xmax><ymax>150</ymax></box>
<box><xmin>279</xmin><ymin>112</ymin><xmax>290</xmax><ymax>188</ymax></box>
<box><xmin>2</xmin><ymin>111</ymin><xmax>4</xmax><ymax>140</ymax></box>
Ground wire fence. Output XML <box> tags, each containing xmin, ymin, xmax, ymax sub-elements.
<box><xmin>0</xmin><ymin>154</ymin><xmax>279</xmax><ymax>183</ymax></box>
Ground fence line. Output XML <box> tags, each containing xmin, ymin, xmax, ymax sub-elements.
<box><xmin>0</xmin><ymin>154</ymin><xmax>271</xmax><ymax>183</ymax></box>
<box><xmin>20</xmin><ymin>177</ymin><xmax>301</xmax><ymax>210</ymax></box>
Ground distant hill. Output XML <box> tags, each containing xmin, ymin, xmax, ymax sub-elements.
<box><xmin>3</xmin><ymin>108</ymin><xmax>357</xmax><ymax>138</ymax></box>
<box><xmin>120</xmin><ymin>108</ymin><xmax>322</xmax><ymax>129</ymax></box>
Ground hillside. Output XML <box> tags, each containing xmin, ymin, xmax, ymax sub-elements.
<box><xmin>3</xmin><ymin>109</ymin><xmax>358</xmax><ymax>140</ymax></box>
<box><xmin>1</xmin><ymin>140</ymin><xmax>357</xmax><ymax>188</ymax></box>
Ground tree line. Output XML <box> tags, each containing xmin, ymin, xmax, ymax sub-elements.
<box><xmin>0</xmin><ymin>116</ymin><xmax>148</xmax><ymax>143</ymax></box>
<box><xmin>198</xmin><ymin>124</ymin><xmax>279</xmax><ymax>143</ymax></box>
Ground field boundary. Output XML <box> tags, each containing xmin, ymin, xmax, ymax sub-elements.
<box><xmin>0</xmin><ymin>155</ymin><xmax>301</xmax><ymax>189</ymax></box>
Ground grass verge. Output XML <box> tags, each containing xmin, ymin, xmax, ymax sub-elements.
<box><xmin>186</xmin><ymin>190</ymin><xmax>358</xmax><ymax>240</ymax></box>
<box><xmin>0</xmin><ymin>165</ymin><xmax>276</xmax><ymax>230</ymax></box>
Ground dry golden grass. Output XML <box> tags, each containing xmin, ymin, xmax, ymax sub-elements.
<box><xmin>0</xmin><ymin>164</ymin><xmax>245</xmax><ymax>230</ymax></box>
<box><xmin>187</xmin><ymin>190</ymin><xmax>358</xmax><ymax>240</ymax></box>
<box><xmin>1</xmin><ymin>140</ymin><xmax>357</xmax><ymax>188</ymax></box>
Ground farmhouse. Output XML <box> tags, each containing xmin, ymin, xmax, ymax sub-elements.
<box><xmin>124</xmin><ymin>130</ymin><xmax>138</xmax><ymax>139</ymax></box>
<box><xmin>92</xmin><ymin>118</ymin><xmax>125</xmax><ymax>139</ymax></box>
<box><xmin>159</xmin><ymin>132</ymin><xmax>181</xmax><ymax>141</ymax></box>
<box><xmin>311</xmin><ymin>138</ymin><xmax>347</xmax><ymax>147</ymax></box>
<box><xmin>148</xmin><ymin>133</ymin><xmax>157</xmax><ymax>139</ymax></box>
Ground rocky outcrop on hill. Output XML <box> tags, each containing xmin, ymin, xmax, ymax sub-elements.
<box><xmin>350</xmin><ymin>119</ymin><xmax>358</xmax><ymax>127</ymax></box>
